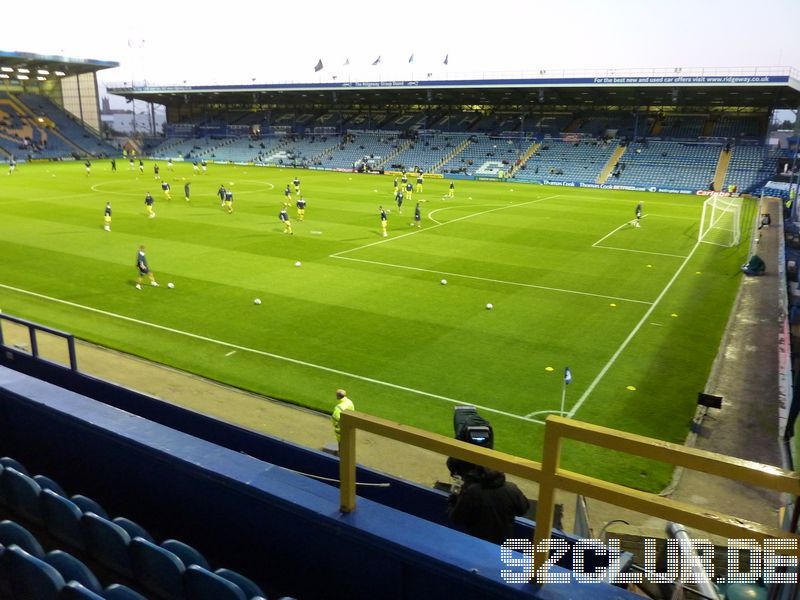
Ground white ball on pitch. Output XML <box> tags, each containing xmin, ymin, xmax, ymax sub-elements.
<box><xmin>254</xmin><ymin>298</ymin><xmax>261</xmax><ymax>305</ymax></box>
<box><xmin>167</xmin><ymin>282</ymin><xmax>174</xmax><ymax>289</ymax></box>
<box><xmin>486</xmin><ymin>303</ymin><xmax>493</xmax><ymax>310</ymax></box>
<box><xmin>295</xmin><ymin>261</ymin><xmax>302</xmax><ymax>267</ymax></box>
<box><xmin>441</xmin><ymin>279</ymin><xmax>447</xmax><ymax>285</ymax></box>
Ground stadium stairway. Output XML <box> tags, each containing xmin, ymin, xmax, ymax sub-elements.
<box><xmin>712</xmin><ymin>146</ymin><xmax>732</xmax><ymax>191</ymax></box>
<box><xmin>377</xmin><ymin>138</ymin><xmax>413</xmax><ymax>169</ymax></box>
<box><xmin>649</xmin><ymin>117</ymin><xmax>663</xmax><ymax>136</ymax></box>
<box><xmin>701</xmin><ymin>115</ymin><xmax>716</xmax><ymax>137</ymax></box>
<box><xmin>596</xmin><ymin>144</ymin><xmax>627</xmax><ymax>184</ymax></box>
<box><xmin>508</xmin><ymin>140</ymin><xmax>541</xmax><ymax>177</ymax></box>
<box><xmin>431</xmin><ymin>137</ymin><xmax>472</xmax><ymax>173</ymax></box>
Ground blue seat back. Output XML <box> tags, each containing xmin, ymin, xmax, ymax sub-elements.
<box><xmin>60</xmin><ymin>581</ymin><xmax>106</xmax><ymax>599</ymax></box>
<box><xmin>71</xmin><ymin>494</ymin><xmax>109</xmax><ymax>519</ymax></box>
<box><xmin>113</xmin><ymin>517</ymin><xmax>154</xmax><ymax>544</ymax></box>
<box><xmin>0</xmin><ymin>456</ymin><xmax>29</xmax><ymax>475</ymax></box>
<box><xmin>103</xmin><ymin>583</ymin><xmax>149</xmax><ymax>600</ymax></box>
<box><xmin>184</xmin><ymin>565</ymin><xmax>247</xmax><ymax>600</ymax></box>
<box><xmin>41</xmin><ymin>489</ymin><xmax>85</xmax><ymax>551</ymax></box>
<box><xmin>216</xmin><ymin>567</ymin><xmax>266</xmax><ymax>599</ymax></box>
<box><xmin>44</xmin><ymin>549</ymin><xmax>103</xmax><ymax>594</ymax></box>
<box><xmin>2</xmin><ymin>467</ymin><xmax>44</xmax><ymax>525</ymax></box>
<box><xmin>0</xmin><ymin>544</ymin><xmax>65</xmax><ymax>600</ymax></box>
<box><xmin>162</xmin><ymin>539</ymin><xmax>209</xmax><ymax>570</ymax></box>
<box><xmin>81</xmin><ymin>513</ymin><xmax>133</xmax><ymax>578</ymax></box>
<box><xmin>130</xmin><ymin>536</ymin><xmax>186</xmax><ymax>599</ymax></box>
<box><xmin>0</xmin><ymin>519</ymin><xmax>45</xmax><ymax>558</ymax></box>
<box><xmin>34</xmin><ymin>474</ymin><xmax>67</xmax><ymax>496</ymax></box>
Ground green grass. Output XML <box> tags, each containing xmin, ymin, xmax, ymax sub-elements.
<box><xmin>0</xmin><ymin>160</ymin><xmax>754</xmax><ymax>491</ymax></box>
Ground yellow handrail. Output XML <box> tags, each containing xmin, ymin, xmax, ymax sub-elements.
<box><xmin>338</xmin><ymin>411</ymin><xmax>800</xmax><ymax>582</ymax></box>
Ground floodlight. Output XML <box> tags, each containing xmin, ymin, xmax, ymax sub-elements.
<box><xmin>0</xmin><ymin>74</ymin><xmax>8</xmax><ymax>79</ymax></box>
<box><xmin>36</xmin><ymin>76</ymin><xmax>46</xmax><ymax>81</ymax></box>
<box><xmin>37</xmin><ymin>69</ymin><xmax>49</xmax><ymax>75</ymax></box>
<box><xmin>0</xmin><ymin>67</ymin><xmax>13</xmax><ymax>73</ymax></box>
<box><xmin>55</xmin><ymin>70</ymin><xmax>66</xmax><ymax>76</ymax></box>
<box><xmin>17</xmin><ymin>68</ymin><xmax>29</xmax><ymax>74</ymax></box>
<box><xmin>17</xmin><ymin>75</ymin><xmax>29</xmax><ymax>80</ymax></box>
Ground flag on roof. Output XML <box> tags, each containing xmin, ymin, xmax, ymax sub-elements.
<box><xmin>408</xmin><ymin>53</ymin><xmax>414</xmax><ymax>63</ymax></box>
<box><xmin>314</xmin><ymin>59</ymin><xmax>323</xmax><ymax>72</ymax></box>
<box><xmin>372</xmin><ymin>56</ymin><xmax>381</xmax><ymax>66</ymax></box>
<box><xmin>443</xmin><ymin>54</ymin><xmax>449</xmax><ymax>65</ymax></box>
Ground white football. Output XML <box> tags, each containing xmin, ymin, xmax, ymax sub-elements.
<box><xmin>486</xmin><ymin>303</ymin><xmax>493</xmax><ymax>310</ymax></box>
<box><xmin>441</xmin><ymin>279</ymin><xmax>447</xmax><ymax>285</ymax></box>
<box><xmin>295</xmin><ymin>261</ymin><xmax>302</xmax><ymax>267</ymax></box>
<box><xmin>254</xmin><ymin>298</ymin><xmax>261</xmax><ymax>305</ymax></box>
<box><xmin>167</xmin><ymin>282</ymin><xmax>174</xmax><ymax>289</ymax></box>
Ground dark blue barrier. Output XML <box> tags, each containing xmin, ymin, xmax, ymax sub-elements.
<box><xmin>0</xmin><ymin>366</ymin><xmax>638</xmax><ymax>600</ymax></box>
<box><xmin>0</xmin><ymin>347</ymin><xmax>540</xmax><ymax>539</ymax></box>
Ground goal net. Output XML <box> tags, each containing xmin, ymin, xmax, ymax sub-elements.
<box><xmin>698</xmin><ymin>194</ymin><xmax>741</xmax><ymax>247</ymax></box>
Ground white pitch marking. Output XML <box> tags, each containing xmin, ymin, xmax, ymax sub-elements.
<box><xmin>592</xmin><ymin>215</ymin><xmax>688</xmax><ymax>258</ymax></box>
<box><xmin>525</xmin><ymin>409</ymin><xmax>565</xmax><ymax>419</ymax></box>
<box><xmin>225</xmin><ymin>350</ymin><xmax>237</xmax><ymax>357</ymax></box>
<box><xmin>566</xmin><ymin>240</ymin><xmax>701</xmax><ymax>418</ymax></box>
<box><xmin>333</xmin><ymin>255</ymin><xmax>652</xmax><ymax>305</ymax></box>
<box><xmin>427</xmin><ymin>204</ymin><xmax>500</xmax><ymax>225</ymax></box>
<box><xmin>0</xmin><ymin>282</ymin><xmax>542</xmax><ymax>425</ymax></box>
<box><xmin>331</xmin><ymin>194</ymin><xmax>561</xmax><ymax>258</ymax></box>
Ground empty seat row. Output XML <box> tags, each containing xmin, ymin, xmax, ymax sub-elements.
<box><xmin>0</xmin><ymin>457</ymin><xmax>277</xmax><ymax>600</ymax></box>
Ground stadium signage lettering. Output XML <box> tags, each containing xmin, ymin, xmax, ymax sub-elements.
<box><xmin>501</xmin><ymin>538</ymin><xmax>799</xmax><ymax>585</ymax></box>
<box><xmin>593</xmin><ymin>76</ymin><xmax>773</xmax><ymax>85</ymax></box>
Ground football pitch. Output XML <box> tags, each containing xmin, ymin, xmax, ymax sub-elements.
<box><xmin>0</xmin><ymin>160</ymin><xmax>755</xmax><ymax>491</ymax></box>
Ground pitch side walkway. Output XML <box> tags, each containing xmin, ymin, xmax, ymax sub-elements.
<box><xmin>2</xmin><ymin>200</ymin><xmax>786</xmax><ymax>535</ymax></box>
<box><xmin>665</xmin><ymin>197</ymin><xmax>786</xmax><ymax>525</ymax></box>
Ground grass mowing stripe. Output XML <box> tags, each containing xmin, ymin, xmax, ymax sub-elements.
<box><xmin>331</xmin><ymin>255</ymin><xmax>653</xmax><ymax>304</ymax></box>
<box><xmin>0</xmin><ymin>281</ymin><xmax>543</xmax><ymax>425</ymax></box>
<box><xmin>566</xmin><ymin>240</ymin><xmax>702</xmax><ymax>419</ymax></box>
<box><xmin>331</xmin><ymin>194</ymin><xmax>561</xmax><ymax>258</ymax></box>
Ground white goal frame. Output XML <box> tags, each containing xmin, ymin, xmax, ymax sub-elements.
<box><xmin>698</xmin><ymin>194</ymin><xmax>741</xmax><ymax>247</ymax></box>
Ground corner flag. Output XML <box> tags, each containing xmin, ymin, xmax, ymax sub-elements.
<box><xmin>314</xmin><ymin>59</ymin><xmax>323</xmax><ymax>72</ymax></box>
<box><xmin>564</xmin><ymin>367</ymin><xmax>572</xmax><ymax>385</ymax></box>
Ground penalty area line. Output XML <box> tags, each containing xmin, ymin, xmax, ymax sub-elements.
<box><xmin>0</xmin><ymin>282</ymin><xmax>542</xmax><ymax>426</ymax></box>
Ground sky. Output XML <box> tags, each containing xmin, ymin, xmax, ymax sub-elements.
<box><xmin>4</xmin><ymin>0</ymin><xmax>799</xmax><ymax>89</ymax></box>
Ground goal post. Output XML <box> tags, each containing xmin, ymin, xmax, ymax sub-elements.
<box><xmin>698</xmin><ymin>194</ymin><xmax>742</xmax><ymax>247</ymax></box>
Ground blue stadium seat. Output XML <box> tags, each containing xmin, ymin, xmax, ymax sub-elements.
<box><xmin>215</xmin><ymin>568</ymin><xmax>266</xmax><ymax>599</ymax></box>
<box><xmin>0</xmin><ymin>519</ymin><xmax>45</xmax><ymax>558</ymax></box>
<box><xmin>113</xmin><ymin>517</ymin><xmax>154</xmax><ymax>544</ymax></box>
<box><xmin>34</xmin><ymin>474</ymin><xmax>67</xmax><ymax>497</ymax></box>
<box><xmin>81</xmin><ymin>513</ymin><xmax>133</xmax><ymax>578</ymax></box>
<box><xmin>0</xmin><ymin>456</ymin><xmax>29</xmax><ymax>475</ymax></box>
<box><xmin>44</xmin><ymin>549</ymin><xmax>103</xmax><ymax>594</ymax></box>
<box><xmin>0</xmin><ymin>544</ymin><xmax>66</xmax><ymax>600</ymax></box>
<box><xmin>41</xmin><ymin>489</ymin><xmax>85</xmax><ymax>551</ymax></box>
<box><xmin>1</xmin><ymin>467</ymin><xmax>44</xmax><ymax>525</ymax></box>
<box><xmin>102</xmin><ymin>583</ymin><xmax>148</xmax><ymax>600</ymax></box>
<box><xmin>129</xmin><ymin>536</ymin><xmax>186</xmax><ymax>599</ymax></box>
<box><xmin>71</xmin><ymin>495</ymin><xmax>109</xmax><ymax>519</ymax></box>
<box><xmin>162</xmin><ymin>539</ymin><xmax>210</xmax><ymax>570</ymax></box>
<box><xmin>61</xmin><ymin>581</ymin><xmax>106</xmax><ymax>599</ymax></box>
<box><xmin>184</xmin><ymin>565</ymin><xmax>246</xmax><ymax>600</ymax></box>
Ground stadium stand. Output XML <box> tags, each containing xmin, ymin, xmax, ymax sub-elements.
<box><xmin>611</xmin><ymin>140</ymin><xmax>722</xmax><ymax>190</ymax></box>
<box><xmin>723</xmin><ymin>145</ymin><xmax>782</xmax><ymax>193</ymax></box>
<box><xmin>17</xmin><ymin>93</ymin><xmax>116</xmax><ymax>157</ymax></box>
<box><xmin>657</xmin><ymin>115</ymin><xmax>707</xmax><ymax>139</ymax></box>
<box><xmin>438</xmin><ymin>135</ymin><xmax>529</xmax><ymax>175</ymax></box>
<box><xmin>513</xmin><ymin>139</ymin><xmax>620</xmax><ymax>184</ymax></box>
<box><xmin>387</xmin><ymin>133</ymin><xmax>471</xmax><ymax>172</ymax></box>
<box><xmin>324</xmin><ymin>132</ymin><xmax>404</xmax><ymax>170</ymax></box>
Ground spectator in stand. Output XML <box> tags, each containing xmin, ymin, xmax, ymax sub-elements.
<box><xmin>447</xmin><ymin>466</ymin><xmax>529</xmax><ymax>544</ymax></box>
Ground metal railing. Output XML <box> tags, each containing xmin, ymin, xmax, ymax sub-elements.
<box><xmin>0</xmin><ymin>313</ymin><xmax>78</xmax><ymax>371</ymax></box>
<box><xmin>338</xmin><ymin>411</ymin><xmax>800</xmax><ymax>581</ymax></box>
